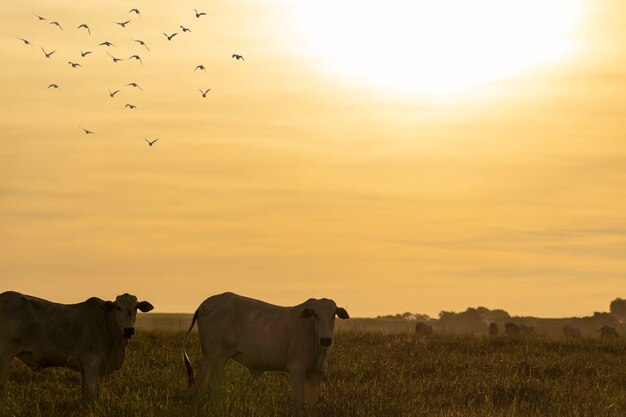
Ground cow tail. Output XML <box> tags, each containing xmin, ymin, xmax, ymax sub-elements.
<box><xmin>182</xmin><ymin>308</ymin><xmax>199</xmax><ymax>388</ymax></box>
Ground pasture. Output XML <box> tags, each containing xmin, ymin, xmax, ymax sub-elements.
<box><xmin>1</xmin><ymin>321</ymin><xmax>625</xmax><ymax>417</ymax></box>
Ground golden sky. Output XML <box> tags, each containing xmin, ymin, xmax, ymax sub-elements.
<box><xmin>1</xmin><ymin>0</ymin><xmax>625</xmax><ymax>317</ymax></box>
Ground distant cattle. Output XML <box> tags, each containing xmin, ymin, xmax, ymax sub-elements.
<box><xmin>504</xmin><ymin>322</ymin><xmax>535</xmax><ymax>336</ymax></box>
<box><xmin>488</xmin><ymin>322</ymin><xmax>499</xmax><ymax>336</ymax></box>
<box><xmin>600</xmin><ymin>325</ymin><xmax>619</xmax><ymax>339</ymax></box>
<box><xmin>182</xmin><ymin>292</ymin><xmax>349</xmax><ymax>417</ymax></box>
<box><xmin>415</xmin><ymin>322</ymin><xmax>434</xmax><ymax>336</ymax></box>
<box><xmin>563</xmin><ymin>325</ymin><xmax>583</xmax><ymax>340</ymax></box>
<box><xmin>0</xmin><ymin>291</ymin><xmax>153</xmax><ymax>404</ymax></box>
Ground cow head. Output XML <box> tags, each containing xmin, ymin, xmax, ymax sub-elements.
<box><xmin>300</xmin><ymin>298</ymin><xmax>349</xmax><ymax>347</ymax></box>
<box><xmin>103</xmin><ymin>293</ymin><xmax>154</xmax><ymax>339</ymax></box>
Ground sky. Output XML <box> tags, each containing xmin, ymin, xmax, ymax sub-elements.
<box><xmin>1</xmin><ymin>0</ymin><xmax>625</xmax><ymax>318</ymax></box>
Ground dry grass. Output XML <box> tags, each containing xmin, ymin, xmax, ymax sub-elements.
<box><xmin>2</xmin><ymin>331</ymin><xmax>626</xmax><ymax>417</ymax></box>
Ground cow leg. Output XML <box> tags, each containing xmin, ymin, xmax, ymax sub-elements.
<box><xmin>0</xmin><ymin>353</ymin><xmax>11</xmax><ymax>400</ymax></box>
<box><xmin>208</xmin><ymin>356</ymin><xmax>228</xmax><ymax>402</ymax></box>
<box><xmin>192</xmin><ymin>356</ymin><xmax>212</xmax><ymax>402</ymax></box>
<box><xmin>80</xmin><ymin>360</ymin><xmax>100</xmax><ymax>406</ymax></box>
<box><xmin>304</xmin><ymin>372</ymin><xmax>321</xmax><ymax>417</ymax></box>
<box><xmin>289</xmin><ymin>369</ymin><xmax>306</xmax><ymax>417</ymax></box>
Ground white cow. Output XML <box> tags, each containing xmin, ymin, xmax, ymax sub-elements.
<box><xmin>182</xmin><ymin>292</ymin><xmax>349</xmax><ymax>417</ymax></box>
<box><xmin>0</xmin><ymin>291</ymin><xmax>153</xmax><ymax>404</ymax></box>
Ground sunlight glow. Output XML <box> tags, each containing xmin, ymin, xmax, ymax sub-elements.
<box><xmin>289</xmin><ymin>0</ymin><xmax>584</xmax><ymax>98</ymax></box>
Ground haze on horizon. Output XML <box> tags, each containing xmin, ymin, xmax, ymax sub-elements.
<box><xmin>1</xmin><ymin>0</ymin><xmax>625</xmax><ymax>318</ymax></box>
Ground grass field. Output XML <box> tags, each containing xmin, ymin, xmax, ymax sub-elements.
<box><xmin>2</xmin><ymin>330</ymin><xmax>626</xmax><ymax>417</ymax></box>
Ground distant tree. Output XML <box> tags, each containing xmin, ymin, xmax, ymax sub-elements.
<box><xmin>610</xmin><ymin>298</ymin><xmax>626</xmax><ymax>320</ymax></box>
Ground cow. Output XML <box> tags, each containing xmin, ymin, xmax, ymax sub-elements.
<box><xmin>563</xmin><ymin>325</ymin><xmax>583</xmax><ymax>340</ymax></box>
<box><xmin>600</xmin><ymin>325</ymin><xmax>619</xmax><ymax>339</ymax></box>
<box><xmin>414</xmin><ymin>322</ymin><xmax>433</xmax><ymax>336</ymax></box>
<box><xmin>182</xmin><ymin>292</ymin><xmax>350</xmax><ymax>417</ymax></box>
<box><xmin>504</xmin><ymin>322</ymin><xmax>534</xmax><ymax>336</ymax></box>
<box><xmin>504</xmin><ymin>322</ymin><xmax>519</xmax><ymax>335</ymax></box>
<box><xmin>488</xmin><ymin>322</ymin><xmax>499</xmax><ymax>336</ymax></box>
<box><xmin>0</xmin><ymin>291</ymin><xmax>153</xmax><ymax>404</ymax></box>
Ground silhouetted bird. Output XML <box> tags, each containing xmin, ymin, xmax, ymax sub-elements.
<box><xmin>194</xmin><ymin>65</ymin><xmax>206</xmax><ymax>73</ymax></box>
<box><xmin>129</xmin><ymin>9</ymin><xmax>140</xmax><ymax>15</ymax></box>
<box><xmin>232</xmin><ymin>54</ymin><xmax>244</xmax><ymax>61</ymax></box>
<box><xmin>33</xmin><ymin>13</ymin><xmax>46</xmax><ymax>21</ymax></box>
<box><xmin>68</xmin><ymin>61</ymin><xmax>81</xmax><ymax>68</ymax></box>
<box><xmin>41</xmin><ymin>47</ymin><xmax>55</xmax><ymax>58</ymax></box>
<box><xmin>163</xmin><ymin>32</ymin><xmax>177</xmax><ymax>41</ymax></box>
<box><xmin>194</xmin><ymin>9</ymin><xmax>206</xmax><ymax>18</ymax></box>
<box><xmin>18</xmin><ymin>37</ymin><xmax>32</xmax><ymax>46</ymax></box>
<box><xmin>127</xmin><ymin>82</ymin><xmax>143</xmax><ymax>91</ymax></box>
<box><xmin>132</xmin><ymin>39</ymin><xmax>150</xmax><ymax>51</ymax></box>
<box><xmin>108</xmin><ymin>88</ymin><xmax>120</xmax><ymax>97</ymax></box>
<box><xmin>145</xmin><ymin>138</ymin><xmax>159</xmax><ymax>146</ymax></box>
<box><xmin>48</xmin><ymin>84</ymin><xmax>59</xmax><ymax>89</ymax></box>
<box><xmin>125</xmin><ymin>104</ymin><xmax>137</xmax><ymax>109</ymax></box>
<box><xmin>180</xmin><ymin>25</ymin><xmax>191</xmax><ymax>33</ymax></box>
<box><xmin>115</xmin><ymin>20</ymin><xmax>131</xmax><ymax>28</ymax></box>
<box><xmin>77</xmin><ymin>23</ymin><xmax>91</xmax><ymax>35</ymax></box>
<box><xmin>107</xmin><ymin>51</ymin><xmax>124</xmax><ymax>63</ymax></box>
<box><xmin>129</xmin><ymin>55</ymin><xmax>142</xmax><ymax>65</ymax></box>
<box><xmin>100</xmin><ymin>41</ymin><xmax>116</xmax><ymax>47</ymax></box>
<box><xmin>79</xmin><ymin>126</ymin><xmax>94</xmax><ymax>135</ymax></box>
<box><xmin>50</xmin><ymin>21</ymin><xmax>63</xmax><ymax>31</ymax></box>
<box><xmin>80</xmin><ymin>50</ymin><xmax>92</xmax><ymax>57</ymax></box>
<box><xmin>199</xmin><ymin>88</ymin><xmax>211</xmax><ymax>98</ymax></box>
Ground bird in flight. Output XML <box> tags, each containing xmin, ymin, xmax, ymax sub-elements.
<box><xmin>127</xmin><ymin>82</ymin><xmax>144</xmax><ymax>91</ymax></box>
<box><xmin>115</xmin><ymin>20</ymin><xmax>131</xmax><ymax>28</ymax></box>
<box><xmin>194</xmin><ymin>65</ymin><xmax>206</xmax><ymax>73</ymax></box>
<box><xmin>33</xmin><ymin>13</ymin><xmax>46</xmax><ymax>21</ymax></box>
<box><xmin>80</xmin><ymin>50</ymin><xmax>92</xmax><ymax>57</ymax></box>
<box><xmin>194</xmin><ymin>9</ymin><xmax>206</xmax><ymax>18</ymax></box>
<box><xmin>100</xmin><ymin>41</ymin><xmax>116</xmax><ymax>47</ymax></box>
<box><xmin>77</xmin><ymin>23</ymin><xmax>91</xmax><ymax>35</ymax></box>
<box><xmin>107</xmin><ymin>51</ymin><xmax>124</xmax><ymax>63</ymax></box>
<box><xmin>129</xmin><ymin>55</ymin><xmax>143</xmax><ymax>65</ymax></box>
<box><xmin>129</xmin><ymin>8</ymin><xmax>141</xmax><ymax>15</ymax></box>
<box><xmin>199</xmin><ymin>88</ymin><xmax>211</xmax><ymax>98</ymax></box>
<box><xmin>232</xmin><ymin>54</ymin><xmax>244</xmax><ymax>61</ymax></box>
<box><xmin>145</xmin><ymin>138</ymin><xmax>159</xmax><ymax>147</ymax></box>
<box><xmin>79</xmin><ymin>126</ymin><xmax>95</xmax><ymax>135</ymax></box>
<box><xmin>125</xmin><ymin>104</ymin><xmax>137</xmax><ymax>110</ymax></box>
<box><xmin>48</xmin><ymin>84</ymin><xmax>59</xmax><ymax>89</ymax></box>
<box><xmin>180</xmin><ymin>25</ymin><xmax>191</xmax><ymax>33</ymax></box>
<box><xmin>163</xmin><ymin>32</ymin><xmax>177</xmax><ymax>41</ymax></box>
<box><xmin>132</xmin><ymin>39</ymin><xmax>150</xmax><ymax>51</ymax></box>
<box><xmin>68</xmin><ymin>61</ymin><xmax>81</xmax><ymax>68</ymax></box>
<box><xmin>108</xmin><ymin>88</ymin><xmax>120</xmax><ymax>97</ymax></box>
<box><xmin>41</xmin><ymin>47</ymin><xmax>55</xmax><ymax>58</ymax></box>
<box><xmin>50</xmin><ymin>21</ymin><xmax>63</xmax><ymax>31</ymax></box>
<box><xmin>17</xmin><ymin>37</ymin><xmax>32</xmax><ymax>46</ymax></box>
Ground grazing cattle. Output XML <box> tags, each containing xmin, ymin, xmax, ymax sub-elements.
<box><xmin>504</xmin><ymin>322</ymin><xmax>534</xmax><ymax>336</ymax></box>
<box><xmin>182</xmin><ymin>292</ymin><xmax>349</xmax><ymax>417</ymax></box>
<box><xmin>488</xmin><ymin>322</ymin><xmax>499</xmax><ymax>336</ymax></box>
<box><xmin>0</xmin><ymin>291</ymin><xmax>153</xmax><ymax>404</ymax></box>
<box><xmin>600</xmin><ymin>325</ymin><xmax>619</xmax><ymax>339</ymax></box>
<box><xmin>414</xmin><ymin>322</ymin><xmax>433</xmax><ymax>336</ymax></box>
<box><xmin>563</xmin><ymin>325</ymin><xmax>583</xmax><ymax>340</ymax></box>
<box><xmin>504</xmin><ymin>322</ymin><xmax>519</xmax><ymax>335</ymax></box>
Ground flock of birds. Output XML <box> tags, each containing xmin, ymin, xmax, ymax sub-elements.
<box><xmin>18</xmin><ymin>8</ymin><xmax>246</xmax><ymax>147</ymax></box>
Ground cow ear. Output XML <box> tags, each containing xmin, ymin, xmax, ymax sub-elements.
<box><xmin>103</xmin><ymin>301</ymin><xmax>115</xmax><ymax>312</ymax></box>
<box><xmin>300</xmin><ymin>307</ymin><xmax>315</xmax><ymax>319</ymax></box>
<box><xmin>136</xmin><ymin>301</ymin><xmax>154</xmax><ymax>312</ymax></box>
<box><xmin>335</xmin><ymin>307</ymin><xmax>350</xmax><ymax>320</ymax></box>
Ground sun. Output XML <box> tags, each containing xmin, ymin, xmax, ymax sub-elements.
<box><xmin>288</xmin><ymin>0</ymin><xmax>584</xmax><ymax>99</ymax></box>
